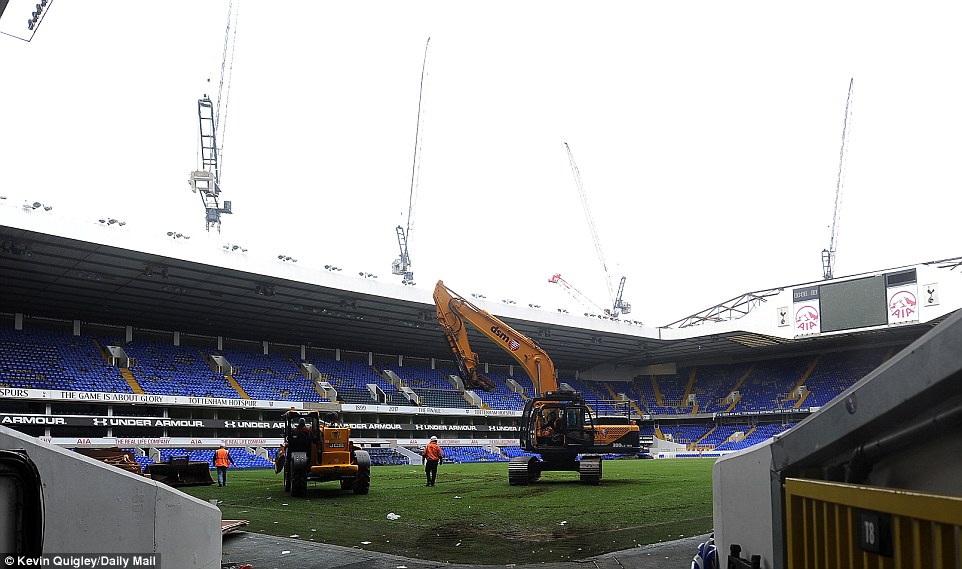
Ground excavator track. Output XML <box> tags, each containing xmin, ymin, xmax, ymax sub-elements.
<box><xmin>508</xmin><ymin>456</ymin><xmax>540</xmax><ymax>485</ymax></box>
<box><xmin>579</xmin><ymin>455</ymin><xmax>603</xmax><ymax>485</ymax></box>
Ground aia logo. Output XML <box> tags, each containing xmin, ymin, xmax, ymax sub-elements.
<box><xmin>795</xmin><ymin>305</ymin><xmax>819</xmax><ymax>331</ymax></box>
<box><xmin>890</xmin><ymin>291</ymin><xmax>917</xmax><ymax>320</ymax></box>
<box><xmin>508</xmin><ymin>339</ymin><xmax>521</xmax><ymax>351</ymax></box>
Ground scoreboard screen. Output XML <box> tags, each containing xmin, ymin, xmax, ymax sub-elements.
<box><xmin>820</xmin><ymin>275</ymin><xmax>888</xmax><ymax>333</ymax></box>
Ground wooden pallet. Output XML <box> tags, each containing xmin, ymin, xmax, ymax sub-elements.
<box><xmin>221</xmin><ymin>520</ymin><xmax>249</xmax><ymax>534</ymax></box>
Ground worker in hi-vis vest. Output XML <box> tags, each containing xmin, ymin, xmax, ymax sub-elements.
<box><xmin>421</xmin><ymin>436</ymin><xmax>444</xmax><ymax>486</ymax></box>
<box><xmin>213</xmin><ymin>444</ymin><xmax>236</xmax><ymax>486</ymax></box>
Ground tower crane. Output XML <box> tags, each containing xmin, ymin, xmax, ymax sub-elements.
<box><xmin>563</xmin><ymin>143</ymin><xmax>631</xmax><ymax>317</ymax></box>
<box><xmin>392</xmin><ymin>37</ymin><xmax>430</xmax><ymax>285</ymax></box>
<box><xmin>822</xmin><ymin>77</ymin><xmax>854</xmax><ymax>280</ymax></box>
<box><xmin>548</xmin><ymin>273</ymin><xmax>607</xmax><ymax>316</ymax></box>
<box><xmin>188</xmin><ymin>1</ymin><xmax>239</xmax><ymax>233</ymax></box>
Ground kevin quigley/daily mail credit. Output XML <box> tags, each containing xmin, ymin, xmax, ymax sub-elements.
<box><xmin>4</xmin><ymin>554</ymin><xmax>159</xmax><ymax>568</ymax></box>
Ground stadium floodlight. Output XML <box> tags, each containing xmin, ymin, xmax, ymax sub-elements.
<box><xmin>25</xmin><ymin>201</ymin><xmax>52</xmax><ymax>211</ymax></box>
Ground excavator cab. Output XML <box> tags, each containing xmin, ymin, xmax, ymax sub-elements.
<box><xmin>523</xmin><ymin>394</ymin><xmax>597</xmax><ymax>452</ymax></box>
<box><xmin>557</xmin><ymin>404</ymin><xmax>596</xmax><ymax>448</ymax></box>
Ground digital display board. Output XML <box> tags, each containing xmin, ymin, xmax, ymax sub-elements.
<box><xmin>819</xmin><ymin>275</ymin><xmax>887</xmax><ymax>333</ymax></box>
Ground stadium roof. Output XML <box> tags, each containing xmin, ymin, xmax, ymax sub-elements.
<box><xmin>0</xmin><ymin>217</ymin><xmax>947</xmax><ymax>372</ymax></box>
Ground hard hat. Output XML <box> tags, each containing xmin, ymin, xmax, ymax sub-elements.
<box><xmin>298</xmin><ymin>418</ymin><xmax>306</xmax><ymax>427</ymax></box>
<box><xmin>430</xmin><ymin>436</ymin><xmax>438</xmax><ymax>441</ymax></box>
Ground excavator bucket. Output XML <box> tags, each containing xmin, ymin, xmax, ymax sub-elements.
<box><xmin>147</xmin><ymin>455</ymin><xmax>214</xmax><ymax>487</ymax></box>
<box><xmin>274</xmin><ymin>448</ymin><xmax>286</xmax><ymax>474</ymax></box>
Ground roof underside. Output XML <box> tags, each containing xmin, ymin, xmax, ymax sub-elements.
<box><xmin>0</xmin><ymin>225</ymin><xmax>936</xmax><ymax>372</ymax></box>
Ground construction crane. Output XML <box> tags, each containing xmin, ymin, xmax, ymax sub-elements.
<box><xmin>563</xmin><ymin>143</ymin><xmax>631</xmax><ymax>317</ymax></box>
<box><xmin>613</xmin><ymin>275</ymin><xmax>630</xmax><ymax>316</ymax></box>
<box><xmin>548</xmin><ymin>273</ymin><xmax>606</xmax><ymax>316</ymax></box>
<box><xmin>188</xmin><ymin>1</ymin><xmax>239</xmax><ymax>233</ymax></box>
<box><xmin>392</xmin><ymin>37</ymin><xmax>430</xmax><ymax>285</ymax></box>
<box><xmin>822</xmin><ymin>78</ymin><xmax>854</xmax><ymax>280</ymax></box>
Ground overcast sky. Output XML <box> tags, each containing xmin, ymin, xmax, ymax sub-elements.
<box><xmin>2</xmin><ymin>1</ymin><xmax>960</xmax><ymax>327</ymax></box>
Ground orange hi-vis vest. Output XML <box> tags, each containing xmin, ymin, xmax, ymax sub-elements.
<box><xmin>214</xmin><ymin>448</ymin><xmax>230</xmax><ymax>467</ymax></box>
<box><xmin>422</xmin><ymin>442</ymin><xmax>443</xmax><ymax>461</ymax></box>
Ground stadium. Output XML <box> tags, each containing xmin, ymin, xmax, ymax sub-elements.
<box><xmin>3</xmin><ymin>196</ymin><xmax>961</xmax><ymax>567</ymax></box>
<box><xmin>4</xmin><ymin>3</ymin><xmax>962</xmax><ymax>568</ymax></box>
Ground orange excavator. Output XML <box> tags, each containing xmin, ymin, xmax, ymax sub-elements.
<box><xmin>434</xmin><ymin>280</ymin><xmax>640</xmax><ymax>485</ymax></box>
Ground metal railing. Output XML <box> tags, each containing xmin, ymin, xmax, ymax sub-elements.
<box><xmin>785</xmin><ymin>477</ymin><xmax>962</xmax><ymax>568</ymax></box>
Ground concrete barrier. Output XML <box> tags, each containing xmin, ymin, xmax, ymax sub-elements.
<box><xmin>0</xmin><ymin>426</ymin><xmax>221</xmax><ymax>568</ymax></box>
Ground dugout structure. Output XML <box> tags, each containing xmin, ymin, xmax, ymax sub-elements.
<box><xmin>713</xmin><ymin>308</ymin><xmax>962</xmax><ymax>568</ymax></box>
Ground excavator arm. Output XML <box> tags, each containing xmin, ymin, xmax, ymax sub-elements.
<box><xmin>434</xmin><ymin>281</ymin><xmax>640</xmax><ymax>485</ymax></box>
<box><xmin>434</xmin><ymin>280</ymin><xmax>557</xmax><ymax>395</ymax></box>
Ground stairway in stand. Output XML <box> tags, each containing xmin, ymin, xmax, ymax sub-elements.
<box><xmin>225</xmin><ymin>375</ymin><xmax>250</xmax><ymax>399</ymax></box>
<box><xmin>120</xmin><ymin>368</ymin><xmax>144</xmax><ymax>394</ymax></box>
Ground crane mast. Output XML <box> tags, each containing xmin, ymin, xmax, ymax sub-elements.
<box><xmin>393</xmin><ymin>37</ymin><xmax>430</xmax><ymax>285</ymax></box>
<box><xmin>563</xmin><ymin>143</ymin><xmax>631</xmax><ymax>317</ymax></box>
<box><xmin>822</xmin><ymin>77</ymin><xmax>854</xmax><ymax>280</ymax></box>
<box><xmin>190</xmin><ymin>97</ymin><xmax>232</xmax><ymax>232</ymax></box>
<box><xmin>613</xmin><ymin>276</ymin><xmax>631</xmax><ymax>316</ymax></box>
<box><xmin>188</xmin><ymin>1</ymin><xmax>239</xmax><ymax>233</ymax></box>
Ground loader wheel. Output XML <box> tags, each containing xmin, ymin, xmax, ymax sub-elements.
<box><xmin>291</xmin><ymin>464</ymin><xmax>307</xmax><ymax>497</ymax></box>
<box><xmin>353</xmin><ymin>450</ymin><xmax>371</xmax><ymax>495</ymax></box>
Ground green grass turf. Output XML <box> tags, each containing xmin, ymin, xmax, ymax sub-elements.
<box><xmin>182</xmin><ymin>458</ymin><xmax>714</xmax><ymax>565</ymax></box>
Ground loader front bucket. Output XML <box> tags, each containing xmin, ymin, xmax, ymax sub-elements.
<box><xmin>147</xmin><ymin>456</ymin><xmax>215</xmax><ymax>487</ymax></box>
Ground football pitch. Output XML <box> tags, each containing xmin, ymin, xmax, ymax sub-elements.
<box><xmin>182</xmin><ymin>458</ymin><xmax>715</xmax><ymax>565</ymax></box>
